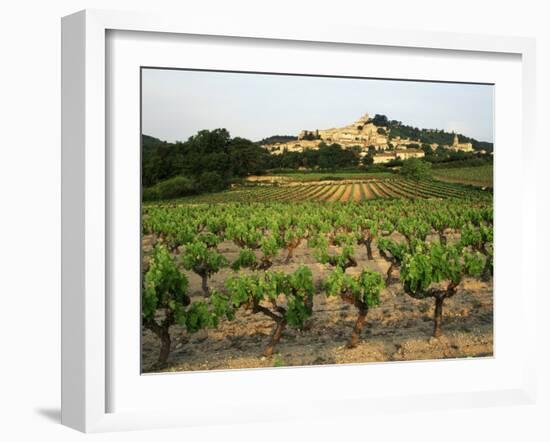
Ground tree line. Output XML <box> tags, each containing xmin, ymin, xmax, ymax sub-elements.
<box><xmin>142</xmin><ymin>130</ymin><xmax>372</xmax><ymax>199</ymax></box>
<box><xmin>142</xmin><ymin>129</ymin><xmax>270</xmax><ymax>200</ymax></box>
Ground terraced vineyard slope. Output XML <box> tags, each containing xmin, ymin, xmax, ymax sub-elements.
<box><xmin>161</xmin><ymin>177</ymin><xmax>490</xmax><ymax>205</ymax></box>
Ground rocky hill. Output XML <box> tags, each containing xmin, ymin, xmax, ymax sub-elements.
<box><xmin>262</xmin><ymin>113</ymin><xmax>492</xmax><ymax>155</ymax></box>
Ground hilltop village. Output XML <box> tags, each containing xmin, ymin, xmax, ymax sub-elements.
<box><xmin>262</xmin><ymin>113</ymin><xmax>475</xmax><ymax>164</ymax></box>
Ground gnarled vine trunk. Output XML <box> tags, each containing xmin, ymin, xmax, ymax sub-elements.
<box><xmin>480</xmin><ymin>246</ymin><xmax>492</xmax><ymax>281</ymax></box>
<box><xmin>347</xmin><ymin>303</ymin><xmax>369</xmax><ymax>348</ymax></box>
<box><xmin>433</xmin><ymin>297</ymin><xmax>444</xmax><ymax>338</ymax></box>
<box><xmin>431</xmin><ymin>282</ymin><xmax>458</xmax><ymax>338</ymax></box>
<box><xmin>264</xmin><ymin>318</ymin><xmax>286</xmax><ymax>357</ymax></box>
<box><xmin>364</xmin><ymin>235</ymin><xmax>374</xmax><ymax>260</ymax></box>
<box><xmin>329</xmin><ymin>255</ymin><xmax>357</xmax><ymax>270</ymax></box>
<box><xmin>386</xmin><ymin>262</ymin><xmax>396</xmax><ymax>285</ymax></box>
<box><xmin>378</xmin><ymin>248</ymin><xmax>397</xmax><ymax>285</ymax></box>
<box><xmin>144</xmin><ymin>317</ymin><xmax>173</xmax><ymax>368</ymax></box>
<box><xmin>257</xmin><ymin>257</ymin><xmax>273</xmax><ymax>270</ymax></box>
<box><xmin>200</xmin><ymin>273</ymin><xmax>209</xmax><ymax>296</ymax></box>
<box><xmin>284</xmin><ymin>239</ymin><xmax>302</xmax><ymax>263</ymax></box>
<box><xmin>157</xmin><ymin>328</ymin><xmax>172</xmax><ymax>366</ymax></box>
<box><xmin>339</xmin><ymin>291</ymin><xmax>370</xmax><ymax>349</ymax></box>
<box><xmin>252</xmin><ymin>300</ymin><xmax>287</xmax><ymax>357</ymax></box>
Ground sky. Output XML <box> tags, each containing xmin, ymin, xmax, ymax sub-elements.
<box><xmin>142</xmin><ymin>68</ymin><xmax>494</xmax><ymax>143</ymax></box>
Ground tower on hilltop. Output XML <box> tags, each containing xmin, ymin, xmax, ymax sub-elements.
<box><xmin>453</xmin><ymin>133</ymin><xmax>459</xmax><ymax>146</ymax></box>
<box><xmin>355</xmin><ymin>113</ymin><xmax>370</xmax><ymax>125</ymax></box>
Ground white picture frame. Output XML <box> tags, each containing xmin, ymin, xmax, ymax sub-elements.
<box><xmin>61</xmin><ymin>9</ymin><xmax>537</xmax><ymax>433</ymax></box>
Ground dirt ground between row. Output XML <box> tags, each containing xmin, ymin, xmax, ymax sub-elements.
<box><xmin>141</xmin><ymin>235</ymin><xmax>493</xmax><ymax>373</ymax></box>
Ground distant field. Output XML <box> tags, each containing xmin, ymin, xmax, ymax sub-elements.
<box><xmin>154</xmin><ymin>177</ymin><xmax>491</xmax><ymax>205</ymax></box>
<box><xmin>432</xmin><ymin>165</ymin><xmax>493</xmax><ymax>188</ymax></box>
<box><xmin>272</xmin><ymin>171</ymin><xmax>395</xmax><ymax>181</ymax></box>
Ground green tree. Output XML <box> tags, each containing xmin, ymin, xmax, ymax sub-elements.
<box><xmin>141</xmin><ymin>129</ymin><xmax>272</xmax><ymax>197</ymax></box>
<box><xmin>142</xmin><ymin>175</ymin><xmax>196</xmax><ymax>201</ymax></box>
<box><xmin>370</xmin><ymin>114</ymin><xmax>389</xmax><ymax>126</ymax></box>
<box><xmin>362</xmin><ymin>154</ymin><xmax>374</xmax><ymax>167</ymax></box>
<box><xmin>228</xmin><ymin>137</ymin><xmax>268</xmax><ymax>176</ymax></box>
<box><xmin>399</xmin><ymin>158</ymin><xmax>432</xmax><ymax>181</ymax></box>
<box><xmin>318</xmin><ymin>143</ymin><xmax>358</xmax><ymax>169</ymax></box>
<box><xmin>198</xmin><ymin>171</ymin><xmax>226</xmax><ymax>193</ymax></box>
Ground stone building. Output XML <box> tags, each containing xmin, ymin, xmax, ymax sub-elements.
<box><xmin>266</xmin><ymin>139</ymin><xmax>319</xmax><ymax>155</ymax></box>
<box><xmin>309</xmin><ymin>113</ymin><xmax>388</xmax><ymax>148</ymax></box>
<box><xmin>395</xmin><ymin>148</ymin><xmax>425</xmax><ymax>160</ymax></box>
<box><xmin>265</xmin><ymin>113</ymin><xmax>389</xmax><ymax>154</ymax></box>
<box><xmin>372</xmin><ymin>148</ymin><xmax>425</xmax><ymax>164</ymax></box>
<box><xmin>372</xmin><ymin>152</ymin><xmax>397</xmax><ymax>164</ymax></box>
<box><xmin>449</xmin><ymin>133</ymin><xmax>473</xmax><ymax>152</ymax></box>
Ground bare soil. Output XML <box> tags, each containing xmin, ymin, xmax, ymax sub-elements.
<box><xmin>142</xmin><ymin>235</ymin><xmax>493</xmax><ymax>373</ymax></box>
<box><xmin>327</xmin><ymin>185</ymin><xmax>346</xmax><ymax>202</ymax></box>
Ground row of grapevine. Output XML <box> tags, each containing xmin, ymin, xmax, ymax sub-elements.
<box><xmin>156</xmin><ymin>178</ymin><xmax>491</xmax><ymax>204</ymax></box>
<box><xmin>144</xmin><ymin>243</ymin><xmax>388</xmax><ymax>366</ymax></box>
<box><xmin>142</xmin><ymin>196</ymin><xmax>492</xmax><ymax>368</ymax></box>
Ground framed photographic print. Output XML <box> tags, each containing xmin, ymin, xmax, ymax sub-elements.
<box><xmin>139</xmin><ymin>68</ymin><xmax>495</xmax><ymax>372</ymax></box>
<box><xmin>61</xmin><ymin>9</ymin><xmax>537</xmax><ymax>433</ymax></box>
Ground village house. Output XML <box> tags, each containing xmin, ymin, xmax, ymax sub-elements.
<box><xmin>372</xmin><ymin>148</ymin><xmax>425</xmax><ymax>164</ymax></box>
<box><xmin>395</xmin><ymin>148</ymin><xmax>425</xmax><ymax>160</ymax></box>
<box><xmin>372</xmin><ymin>152</ymin><xmax>397</xmax><ymax>164</ymax></box>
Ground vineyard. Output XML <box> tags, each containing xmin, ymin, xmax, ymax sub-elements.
<box><xmin>266</xmin><ymin>171</ymin><xmax>395</xmax><ymax>181</ymax></box>
<box><xmin>432</xmin><ymin>165</ymin><xmax>493</xmax><ymax>188</ymax></box>
<box><xmin>167</xmin><ymin>177</ymin><xmax>488</xmax><ymax>205</ymax></box>
<box><xmin>141</xmin><ymin>184</ymin><xmax>493</xmax><ymax>372</ymax></box>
